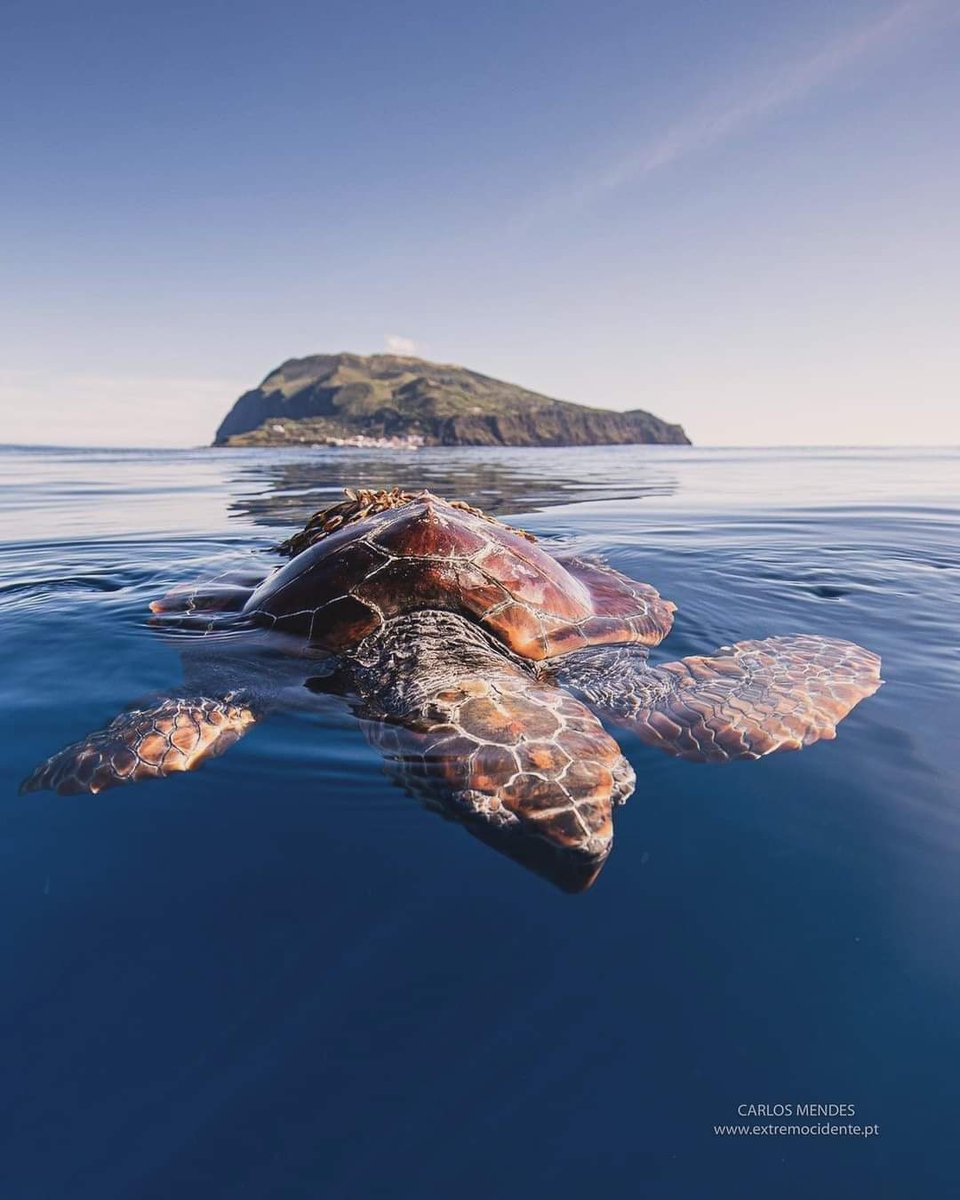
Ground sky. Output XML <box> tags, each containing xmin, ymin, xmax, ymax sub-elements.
<box><xmin>1</xmin><ymin>0</ymin><xmax>959</xmax><ymax>447</ymax></box>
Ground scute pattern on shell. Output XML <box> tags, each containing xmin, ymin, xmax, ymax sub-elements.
<box><xmin>277</xmin><ymin>487</ymin><xmax>536</xmax><ymax>557</ymax></box>
<box><xmin>20</xmin><ymin>697</ymin><xmax>255</xmax><ymax>795</ymax></box>
<box><xmin>248</xmin><ymin>491</ymin><xmax>676</xmax><ymax>660</ymax></box>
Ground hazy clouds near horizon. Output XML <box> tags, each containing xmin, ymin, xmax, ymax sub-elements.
<box><xmin>2</xmin><ymin>0</ymin><xmax>958</xmax><ymax>448</ymax></box>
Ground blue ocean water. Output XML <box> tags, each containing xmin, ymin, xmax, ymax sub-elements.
<box><xmin>0</xmin><ymin>443</ymin><xmax>957</xmax><ymax>1199</ymax></box>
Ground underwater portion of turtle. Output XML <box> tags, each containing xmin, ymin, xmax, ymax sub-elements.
<box><xmin>22</xmin><ymin>487</ymin><xmax>883</xmax><ymax>891</ymax></box>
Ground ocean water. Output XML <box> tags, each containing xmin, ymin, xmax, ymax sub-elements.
<box><xmin>0</xmin><ymin>443</ymin><xmax>957</xmax><ymax>1199</ymax></box>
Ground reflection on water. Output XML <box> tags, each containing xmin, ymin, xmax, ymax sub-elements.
<box><xmin>227</xmin><ymin>444</ymin><xmax>681</xmax><ymax>530</ymax></box>
<box><xmin>0</xmin><ymin>442</ymin><xmax>959</xmax><ymax>1198</ymax></box>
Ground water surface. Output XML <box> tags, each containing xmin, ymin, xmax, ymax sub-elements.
<box><xmin>1</xmin><ymin>444</ymin><xmax>957</xmax><ymax>1198</ymax></box>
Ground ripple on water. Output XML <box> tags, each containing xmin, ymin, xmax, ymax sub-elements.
<box><xmin>0</xmin><ymin>443</ymin><xmax>958</xmax><ymax>1199</ymax></box>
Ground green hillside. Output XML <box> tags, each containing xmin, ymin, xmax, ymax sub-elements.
<box><xmin>214</xmin><ymin>352</ymin><xmax>691</xmax><ymax>447</ymax></box>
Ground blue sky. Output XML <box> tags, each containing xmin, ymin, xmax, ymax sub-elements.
<box><xmin>2</xmin><ymin>0</ymin><xmax>958</xmax><ymax>446</ymax></box>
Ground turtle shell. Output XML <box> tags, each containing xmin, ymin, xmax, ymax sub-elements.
<box><xmin>244</xmin><ymin>492</ymin><xmax>675</xmax><ymax>660</ymax></box>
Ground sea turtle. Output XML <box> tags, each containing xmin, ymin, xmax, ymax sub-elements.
<box><xmin>22</xmin><ymin>488</ymin><xmax>882</xmax><ymax>890</ymax></box>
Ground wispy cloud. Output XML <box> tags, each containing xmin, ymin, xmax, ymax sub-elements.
<box><xmin>552</xmin><ymin>1</ymin><xmax>949</xmax><ymax>210</ymax></box>
<box><xmin>385</xmin><ymin>334</ymin><xmax>418</xmax><ymax>355</ymax></box>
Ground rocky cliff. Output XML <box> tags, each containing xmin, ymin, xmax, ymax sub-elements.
<box><xmin>213</xmin><ymin>353</ymin><xmax>691</xmax><ymax>447</ymax></box>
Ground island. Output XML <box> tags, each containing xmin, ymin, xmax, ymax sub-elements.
<box><xmin>213</xmin><ymin>352</ymin><xmax>691</xmax><ymax>448</ymax></box>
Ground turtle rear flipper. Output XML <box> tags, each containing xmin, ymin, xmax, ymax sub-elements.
<box><xmin>561</xmin><ymin>635</ymin><xmax>882</xmax><ymax>763</ymax></box>
<box><xmin>21</xmin><ymin>697</ymin><xmax>256</xmax><ymax>795</ymax></box>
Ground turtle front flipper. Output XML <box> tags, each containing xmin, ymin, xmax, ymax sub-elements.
<box><xmin>337</xmin><ymin>612</ymin><xmax>635</xmax><ymax>891</ymax></box>
<box><xmin>21</xmin><ymin>696</ymin><xmax>256</xmax><ymax>795</ymax></box>
<box><xmin>560</xmin><ymin>635</ymin><xmax>882</xmax><ymax>763</ymax></box>
<box><xmin>148</xmin><ymin>569</ymin><xmax>267</xmax><ymax>633</ymax></box>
